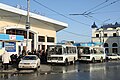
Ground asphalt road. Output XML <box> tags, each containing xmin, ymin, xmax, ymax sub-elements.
<box><xmin>0</xmin><ymin>61</ymin><xmax>120</xmax><ymax>80</ymax></box>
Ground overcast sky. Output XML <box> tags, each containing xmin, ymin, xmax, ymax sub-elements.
<box><xmin>0</xmin><ymin>0</ymin><xmax>120</xmax><ymax>43</ymax></box>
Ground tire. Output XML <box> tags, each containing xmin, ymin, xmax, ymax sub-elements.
<box><xmin>34</xmin><ymin>64</ymin><xmax>39</xmax><ymax>71</ymax></box>
<box><xmin>92</xmin><ymin>58</ymin><xmax>95</xmax><ymax>63</ymax></box>
<box><xmin>110</xmin><ymin>58</ymin><xmax>112</xmax><ymax>61</ymax></box>
<box><xmin>73</xmin><ymin>57</ymin><xmax>76</xmax><ymax>64</ymax></box>
<box><xmin>117</xmin><ymin>58</ymin><xmax>119</xmax><ymax>61</ymax></box>
<box><xmin>65</xmin><ymin>58</ymin><xmax>68</xmax><ymax>66</ymax></box>
<box><xmin>34</xmin><ymin>67</ymin><xmax>38</xmax><ymax>71</ymax></box>
<box><xmin>100</xmin><ymin>57</ymin><xmax>103</xmax><ymax>63</ymax></box>
<box><xmin>118</xmin><ymin>58</ymin><xmax>120</xmax><ymax>60</ymax></box>
<box><xmin>38</xmin><ymin>65</ymin><xmax>40</xmax><ymax>68</ymax></box>
<box><xmin>17</xmin><ymin>68</ymin><xmax>21</xmax><ymax>71</ymax></box>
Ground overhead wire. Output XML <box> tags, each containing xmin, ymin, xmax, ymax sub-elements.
<box><xmin>82</xmin><ymin>0</ymin><xmax>109</xmax><ymax>14</ymax></box>
<box><xmin>32</xmin><ymin>0</ymin><xmax>93</xmax><ymax>38</ymax></box>
<box><xmin>111</xmin><ymin>17</ymin><xmax>120</xmax><ymax>23</ymax></box>
<box><xmin>88</xmin><ymin>11</ymin><xmax>120</xmax><ymax>15</ymax></box>
<box><xmin>70</xmin><ymin>0</ymin><xmax>109</xmax><ymax>16</ymax></box>
<box><xmin>88</xmin><ymin>0</ymin><xmax>120</xmax><ymax>13</ymax></box>
<box><xmin>32</xmin><ymin>0</ymin><xmax>90</xmax><ymax>26</ymax></box>
<box><xmin>62</xmin><ymin>30</ymin><xmax>91</xmax><ymax>37</ymax></box>
<box><xmin>70</xmin><ymin>0</ymin><xmax>120</xmax><ymax>25</ymax></box>
<box><xmin>34</xmin><ymin>16</ymin><xmax>91</xmax><ymax>38</ymax></box>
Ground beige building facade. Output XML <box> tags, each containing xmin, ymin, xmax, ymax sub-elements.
<box><xmin>91</xmin><ymin>22</ymin><xmax>120</xmax><ymax>54</ymax></box>
<box><xmin>0</xmin><ymin>3</ymin><xmax>68</xmax><ymax>53</ymax></box>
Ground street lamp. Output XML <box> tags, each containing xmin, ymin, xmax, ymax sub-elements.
<box><xmin>26</xmin><ymin>0</ymin><xmax>30</xmax><ymax>51</ymax></box>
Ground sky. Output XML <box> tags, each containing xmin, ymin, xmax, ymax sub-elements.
<box><xmin>0</xmin><ymin>0</ymin><xmax>120</xmax><ymax>43</ymax></box>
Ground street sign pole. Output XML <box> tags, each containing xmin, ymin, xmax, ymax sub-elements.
<box><xmin>26</xmin><ymin>0</ymin><xmax>30</xmax><ymax>52</ymax></box>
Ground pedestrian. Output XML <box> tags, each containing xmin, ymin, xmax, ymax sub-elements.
<box><xmin>45</xmin><ymin>49</ymin><xmax>48</xmax><ymax>63</ymax></box>
<box><xmin>34</xmin><ymin>49</ymin><xmax>37</xmax><ymax>55</ymax></box>
<box><xmin>41</xmin><ymin>50</ymin><xmax>46</xmax><ymax>64</ymax></box>
<box><xmin>10</xmin><ymin>54</ymin><xmax>14</xmax><ymax>64</ymax></box>
<box><xmin>36</xmin><ymin>50</ymin><xmax>40</xmax><ymax>58</ymax></box>
<box><xmin>2</xmin><ymin>50</ymin><xmax>11</xmax><ymax>70</ymax></box>
<box><xmin>22</xmin><ymin>49</ymin><xmax>26</xmax><ymax>57</ymax></box>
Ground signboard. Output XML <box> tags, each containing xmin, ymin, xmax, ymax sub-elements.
<box><xmin>5</xmin><ymin>42</ymin><xmax>16</xmax><ymax>52</ymax></box>
<box><xmin>9</xmin><ymin>35</ymin><xmax>16</xmax><ymax>40</ymax></box>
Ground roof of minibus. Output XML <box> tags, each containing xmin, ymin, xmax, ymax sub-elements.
<box><xmin>49</xmin><ymin>44</ymin><xmax>76</xmax><ymax>47</ymax></box>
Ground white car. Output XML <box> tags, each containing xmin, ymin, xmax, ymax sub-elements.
<box><xmin>106</xmin><ymin>53</ymin><xmax>119</xmax><ymax>60</ymax></box>
<box><xmin>117</xmin><ymin>54</ymin><xmax>120</xmax><ymax>60</ymax></box>
<box><xmin>18</xmin><ymin>55</ymin><xmax>40</xmax><ymax>70</ymax></box>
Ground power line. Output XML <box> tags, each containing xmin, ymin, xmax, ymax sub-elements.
<box><xmin>70</xmin><ymin>0</ymin><xmax>120</xmax><ymax>18</ymax></box>
<box><xmin>83</xmin><ymin>15</ymin><xmax>103</xmax><ymax>24</ymax></box>
<box><xmin>62</xmin><ymin>30</ymin><xmax>91</xmax><ymax>37</ymax></box>
<box><xmin>111</xmin><ymin>17</ymin><xmax>120</xmax><ymax>23</ymax></box>
<box><xmin>82</xmin><ymin>0</ymin><xmax>109</xmax><ymax>14</ymax></box>
<box><xmin>89</xmin><ymin>0</ymin><xmax>120</xmax><ymax>13</ymax></box>
<box><xmin>33</xmin><ymin>0</ymin><xmax>90</xmax><ymax>26</ymax></box>
<box><xmin>88</xmin><ymin>11</ymin><xmax>120</xmax><ymax>15</ymax></box>
<box><xmin>70</xmin><ymin>0</ymin><xmax>109</xmax><ymax>16</ymax></box>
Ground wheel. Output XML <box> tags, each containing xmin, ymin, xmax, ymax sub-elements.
<box><xmin>34</xmin><ymin>64</ymin><xmax>38</xmax><ymax>71</ymax></box>
<box><xmin>110</xmin><ymin>58</ymin><xmax>112</xmax><ymax>61</ymax></box>
<box><xmin>34</xmin><ymin>66</ymin><xmax>38</xmax><ymax>71</ymax></box>
<box><xmin>65</xmin><ymin>58</ymin><xmax>68</xmax><ymax>66</ymax></box>
<box><xmin>118</xmin><ymin>58</ymin><xmax>120</xmax><ymax>60</ymax></box>
<box><xmin>100</xmin><ymin>57</ymin><xmax>103</xmax><ymax>63</ymax></box>
<box><xmin>73</xmin><ymin>57</ymin><xmax>76</xmax><ymax>64</ymax></box>
<box><xmin>17</xmin><ymin>68</ymin><xmax>21</xmax><ymax>71</ymax></box>
<box><xmin>117</xmin><ymin>58</ymin><xmax>119</xmax><ymax>61</ymax></box>
<box><xmin>92</xmin><ymin>58</ymin><xmax>95</xmax><ymax>63</ymax></box>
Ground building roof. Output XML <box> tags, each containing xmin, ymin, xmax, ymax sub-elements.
<box><xmin>101</xmin><ymin>22</ymin><xmax>120</xmax><ymax>28</ymax></box>
<box><xmin>91</xmin><ymin>22</ymin><xmax>97</xmax><ymax>28</ymax></box>
<box><xmin>0</xmin><ymin>3</ymin><xmax>68</xmax><ymax>32</ymax></box>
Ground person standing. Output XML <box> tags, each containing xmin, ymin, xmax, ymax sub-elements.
<box><xmin>2</xmin><ymin>50</ymin><xmax>11</xmax><ymax>70</ymax></box>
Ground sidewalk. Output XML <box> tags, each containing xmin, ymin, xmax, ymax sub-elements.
<box><xmin>0</xmin><ymin>63</ymin><xmax>51</xmax><ymax>74</ymax></box>
<box><xmin>0</xmin><ymin>63</ymin><xmax>17</xmax><ymax>73</ymax></box>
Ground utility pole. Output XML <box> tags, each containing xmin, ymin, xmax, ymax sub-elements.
<box><xmin>26</xmin><ymin>0</ymin><xmax>30</xmax><ymax>51</ymax></box>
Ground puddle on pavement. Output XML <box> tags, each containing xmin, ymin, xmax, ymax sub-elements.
<box><xmin>0</xmin><ymin>73</ymin><xmax>16</xmax><ymax>79</ymax></box>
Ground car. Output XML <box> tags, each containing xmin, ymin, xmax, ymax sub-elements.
<box><xmin>17</xmin><ymin>55</ymin><xmax>40</xmax><ymax>70</ymax></box>
<box><xmin>106</xmin><ymin>53</ymin><xmax>119</xmax><ymax>60</ymax></box>
<box><xmin>117</xmin><ymin>54</ymin><xmax>120</xmax><ymax>60</ymax></box>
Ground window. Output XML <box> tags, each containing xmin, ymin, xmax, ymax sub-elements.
<box><xmin>112</xmin><ymin>43</ymin><xmax>118</xmax><ymax>54</ymax></box>
<box><xmin>105</xmin><ymin>48</ymin><xmax>109</xmax><ymax>53</ymax></box>
<box><xmin>104</xmin><ymin>34</ymin><xmax>107</xmax><ymax>37</ymax></box>
<box><xmin>38</xmin><ymin>36</ymin><xmax>45</xmax><ymax>42</ymax></box>
<box><xmin>112</xmin><ymin>48</ymin><xmax>118</xmax><ymax>54</ymax></box>
<box><xmin>96</xmin><ymin>34</ymin><xmax>99</xmax><ymax>37</ymax></box>
<box><xmin>112</xmin><ymin>43</ymin><xmax>117</xmax><ymax>47</ymax></box>
<box><xmin>6</xmin><ymin>29</ymin><xmax>34</xmax><ymax>50</ymax></box>
<box><xmin>104</xmin><ymin>43</ymin><xmax>108</xmax><ymax>47</ymax></box>
<box><xmin>113</xmin><ymin>33</ymin><xmax>117</xmax><ymax>37</ymax></box>
<box><xmin>47</xmin><ymin>37</ymin><xmax>54</xmax><ymax>42</ymax></box>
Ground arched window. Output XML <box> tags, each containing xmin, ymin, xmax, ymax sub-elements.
<box><xmin>112</xmin><ymin>43</ymin><xmax>118</xmax><ymax>54</ymax></box>
<box><xmin>112</xmin><ymin>43</ymin><xmax>118</xmax><ymax>47</ymax></box>
<box><xmin>104</xmin><ymin>43</ymin><xmax>108</xmax><ymax>47</ymax></box>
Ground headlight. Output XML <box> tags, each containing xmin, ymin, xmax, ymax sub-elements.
<box><xmin>19</xmin><ymin>63</ymin><xmax>24</xmax><ymax>64</ymax></box>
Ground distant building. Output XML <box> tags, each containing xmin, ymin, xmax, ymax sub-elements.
<box><xmin>0</xmin><ymin>3</ymin><xmax>68</xmax><ymax>54</ymax></box>
<box><xmin>91</xmin><ymin>22</ymin><xmax>120</xmax><ymax>54</ymax></box>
